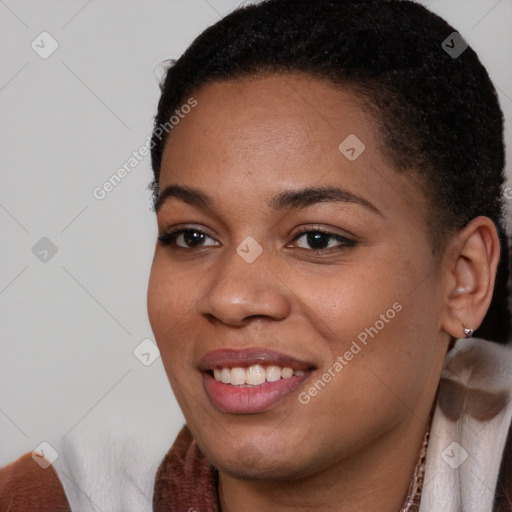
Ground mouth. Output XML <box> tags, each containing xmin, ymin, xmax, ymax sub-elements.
<box><xmin>199</xmin><ymin>348</ymin><xmax>315</xmax><ymax>414</ymax></box>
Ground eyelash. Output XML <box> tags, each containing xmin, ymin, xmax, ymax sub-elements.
<box><xmin>157</xmin><ymin>226</ymin><xmax>357</xmax><ymax>254</ymax></box>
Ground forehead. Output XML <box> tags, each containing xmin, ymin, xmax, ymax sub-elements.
<box><xmin>159</xmin><ymin>73</ymin><xmax>428</xmax><ymax>224</ymax></box>
<box><xmin>163</xmin><ymin>73</ymin><xmax>377</xmax><ymax>171</ymax></box>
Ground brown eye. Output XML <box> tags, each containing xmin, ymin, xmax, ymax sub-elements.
<box><xmin>158</xmin><ymin>228</ymin><xmax>218</xmax><ymax>248</ymax></box>
<box><xmin>291</xmin><ymin>229</ymin><xmax>357</xmax><ymax>252</ymax></box>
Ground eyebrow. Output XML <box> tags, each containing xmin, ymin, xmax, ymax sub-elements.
<box><xmin>155</xmin><ymin>184</ymin><xmax>382</xmax><ymax>216</ymax></box>
<box><xmin>155</xmin><ymin>184</ymin><xmax>213</xmax><ymax>213</ymax></box>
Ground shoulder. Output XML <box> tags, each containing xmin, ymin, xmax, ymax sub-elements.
<box><xmin>0</xmin><ymin>452</ymin><xmax>71</xmax><ymax>512</ymax></box>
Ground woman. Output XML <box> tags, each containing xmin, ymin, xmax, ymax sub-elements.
<box><xmin>1</xmin><ymin>0</ymin><xmax>511</xmax><ymax>510</ymax></box>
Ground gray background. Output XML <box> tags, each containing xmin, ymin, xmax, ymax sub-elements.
<box><xmin>1</xmin><ymin>0</ymin><xmax>511</xmax><ymax>466</ymax></box>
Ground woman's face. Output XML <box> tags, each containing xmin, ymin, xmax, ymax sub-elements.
<box><xmin>147</xmin><ymin>73</ymin><xmax>450</xmax><ymax>479</ymax></box>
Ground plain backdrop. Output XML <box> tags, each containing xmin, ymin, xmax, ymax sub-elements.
<box><xmin>1</xmin><ymin>0</ymin><xmax>511</xmax><ymax>467</ymax></box>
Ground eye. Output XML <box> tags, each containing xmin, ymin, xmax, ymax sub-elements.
<box><xmin>158</xmin><ymin>226</ymin><xmax>357</xmax><ymax>253</ymax></box>
<box><xmin>290</xmin><ymin>228</ymin><xmax>357</xmax><ymax>253</ymax></box>
<box><xmin>158</xmin><ymin>227</ymin><xmax>218</xmax><ymax>249</ymax></box>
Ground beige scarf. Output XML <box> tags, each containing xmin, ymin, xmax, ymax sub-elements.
<box><xmin>419</xmin><ymin>337</ymin><xmax>512</xmax><ymax>512</ymax></box>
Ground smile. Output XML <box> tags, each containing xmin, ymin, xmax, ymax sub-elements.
<box><xmin>199</xmin><ymin>348</ymin><xmax>315</xmax><ymax>413</ymax></box>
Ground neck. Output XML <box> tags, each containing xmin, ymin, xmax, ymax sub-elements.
<box><xmin>218</xmin><ymin>412</ymin><xmax>430</xmax><ymax>512</ymax></box>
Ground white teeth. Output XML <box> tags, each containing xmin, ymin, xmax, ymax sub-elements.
<box><xmin>266</xmin><ymin>365</ymin><xmax>282</xmax><ymax>382</ymax></box>
<box><xmin>246</xmin><ymin>364</ymin><xmax>266</xmax><ymax>385</ymax></box>
<box><xmin>281</xmin><ymin>367</ymin><xmax>293</xmax><ymax>378</ymax></box>
<box><xmin>212</xmin><ymin>364</ymin><xmax>306</xmax><ymax>385</ymax></box>
<box><xmin>230</xmin><ymin>367</ymin><xmax>246</xmax><ymax>385</ymax></box>
<box><xmin>220</xmin><ymin>368</ymin><xmax>231</xmax><ymax>384</ymax></box>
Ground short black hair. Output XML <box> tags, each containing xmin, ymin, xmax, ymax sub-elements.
<box><xmin>150</xmin><ymin>0</ymin><xmax>509</xmax><ymax>343</ymax></box>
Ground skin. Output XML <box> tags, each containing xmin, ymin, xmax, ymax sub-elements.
<box><xmin>147</xmin><ymin>72</ymin><xmax>499</xmax><ymax>512</ymax></box>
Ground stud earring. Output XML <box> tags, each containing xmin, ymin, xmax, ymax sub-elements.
<box><xmin>464</xmin><ymin>327</ymin><xmax>474</xmax><ymax>338</ymax></box>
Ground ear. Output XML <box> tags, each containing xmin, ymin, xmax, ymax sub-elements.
<box><xmin>441</xmin><ymin>216</ymin><xmax>501</xmax><ymax>340</ymax></box>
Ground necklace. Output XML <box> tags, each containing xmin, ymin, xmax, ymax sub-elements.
<box><xmin>399</xmin><ymin>419</ymin><xmax>431</xmax><ymax>512</ymax></box>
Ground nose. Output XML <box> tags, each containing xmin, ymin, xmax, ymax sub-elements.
<box><xmin>198</xmin><ymin>243</ymin><xmax>292</xmax><ymax>327</ymax></box>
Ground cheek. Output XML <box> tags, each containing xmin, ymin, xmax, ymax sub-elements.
<box><xmin>292</xmin><ymin>250</ymin><xmax>442</xmax><ymax>399</ymax></box>
<box><xmin>147</xmin><ymin>253</ymin><xmax>200</xmax><ymax>366</ymax></box>
<box><xmin>147</xmin><ymin>256</ymin><xmax>208</xmax><ymax>416</ymax></box>
<box><xmin>286</xmin><ymin>257</ymin><xmax>406</xmax><ymax>345</ymax></box>
<box><xmin>283</xmin><ymin>270</ymin><xmax>441</xmax><ymax>458</ymax></box>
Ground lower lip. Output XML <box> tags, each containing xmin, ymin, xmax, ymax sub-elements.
<box><xmin>203</xmin><ymin>371</ymin><xmax>312</xmax><ymax>414</ymax></box>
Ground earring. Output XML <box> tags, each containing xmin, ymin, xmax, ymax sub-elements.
<box><xmin>464</xmin><ymin>327</ymin><xmax>474</xmax><ymax>338</ymax></box>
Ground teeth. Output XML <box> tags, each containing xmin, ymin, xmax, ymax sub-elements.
<box><xmin>266</xmin><ymin>365</ymin><xmax>282</xmax><ymax>382</ymax></box>
<box><xmin>212</xmin><ymin>364</ymin><xmax>305</xmax><ymax>386</ymax></box>
<box><xmin>220</xmin><ymin>368</ymin><xmax>231</xmax><ymax>384</ymax></box>
<box><xmin>231</xmin><ymin>367</ymin><xmax>246</xmax><ymax>385</ymax></box>
<box><xmin>246</xmin><ymin>364</ymin><xmax>266</xmax><ymax>385</ymax></box>
<box><xmin>281</xmin><ymin>367</ymin><xmax>293</xmax><ymax>378</ymax></box>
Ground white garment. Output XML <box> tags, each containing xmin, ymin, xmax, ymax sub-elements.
<box><xmin>52</xmin><ymin>411</ymin><xmax>174</xmax><ymax>512</ymax></box>
<box><xmin>419</xmin><ymin>337</ymin><xmax>512</xmax><ymax>512</ymax></box>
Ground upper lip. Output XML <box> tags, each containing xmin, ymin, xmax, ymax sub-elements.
<box><xmin>198</xmin><ymin>348</ymin><xmax>315</xmax><ymax>371</ymax></box>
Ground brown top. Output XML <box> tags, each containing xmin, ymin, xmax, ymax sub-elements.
<box><xmin>0</xmin><ymin>452</ymin><xmax>71</xmax><ymax>512</ymax></box>
<box><xmin>0</xmin><ymin>420</ymin><xmax>510</xmax><ymax>512</ymax></box>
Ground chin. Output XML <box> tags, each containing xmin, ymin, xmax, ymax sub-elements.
<box><xmin>209</xmin><ymin>446</ymin><xmax>321</xmax><ymax>481</ymax></box>
<box><xmin>217</xmin><ymin>460</ymin><xmax>305</xmax><ymax>481</ymax></box>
